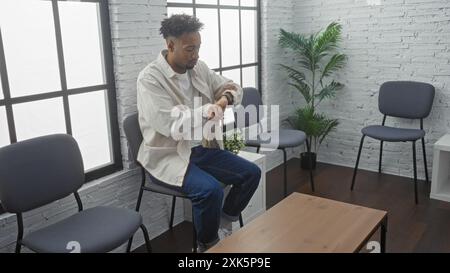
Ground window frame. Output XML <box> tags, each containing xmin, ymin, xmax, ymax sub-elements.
<box><xmin>0</xmin><ymin>0</ymin><xmax>122</xmax><ymax>186</ymax></box>
<box><xmin>167</xmin><ymin>0</ymin><xmax>262</xmax><ymax>91</ymax></box>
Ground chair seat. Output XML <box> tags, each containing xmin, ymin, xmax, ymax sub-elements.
<box><xmin>145</xmin><ymin>171</ymin><xmax>229</xmax><ymax>195</ymax></box>
<box><xmin>22</xmin><ymin>207</ymin><xmax>142</xmax><ymax>253</ymax></box>
<box><xmin>362</xmin><ymin>125</ymin><xmax>425</xmax><ymax>142</ymax></box>
<box><xmin>246</xmin><ymin>129</ymin><xmax>307</xmax><ymax>149</ymax></box>
<box><xmin>145</xmin><ymin>172</ymin><xmax>188</xmax><ymax>198</ymax></box>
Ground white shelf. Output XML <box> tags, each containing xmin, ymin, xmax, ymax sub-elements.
<box><xmin>431</xmin><ymin>134</ymin><xmax>450</xmax><ymax>202</ymax></box>
<box><xmin>434</xmin><ymin>134</ymin><xmax>450</xmax><ymax>152</ymax></box>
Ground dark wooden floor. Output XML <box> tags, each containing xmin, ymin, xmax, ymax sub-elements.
<box><xmin>135</xmin><ymin>158</ymin><xmax>450</xmax><ymax>253</ymax></box>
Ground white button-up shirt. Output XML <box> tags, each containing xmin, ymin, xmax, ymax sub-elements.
<box><xmin>137</xmin><ymin>50</ymin><xmax>243</xmax><ymax>187</ymax></box>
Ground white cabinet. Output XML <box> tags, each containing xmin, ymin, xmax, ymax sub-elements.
<box><xmin>183</xmin><ymin>151</ymin><xmax>266</xmax><ymax>229</ymax></box>
<box><xmin>431</xmin><ymin>135</ymin><xmax>450</xmax><ymax>202</ymax></box>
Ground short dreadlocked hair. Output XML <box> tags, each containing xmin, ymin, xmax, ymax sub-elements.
<box><xmin>160</xmin><ymin>14</ymin><xmax>204</xmax><ymax>39</ymax></box>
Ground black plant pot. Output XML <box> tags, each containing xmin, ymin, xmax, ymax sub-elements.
<box><xmin>301</xmin><ymin>152</ymin><xmax>317</xmax><ymax>170</ymax></box>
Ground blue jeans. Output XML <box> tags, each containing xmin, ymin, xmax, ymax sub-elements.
<box><xmin>182</xmin><ymin>146</ymin><xmax>261</xmax><ymax>245</ymax></box>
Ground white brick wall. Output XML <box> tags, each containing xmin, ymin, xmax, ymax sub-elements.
<box><xmin>271</xmin><ymin>0</ymin><xmax>450</xmax><ymax>180</ymax></box>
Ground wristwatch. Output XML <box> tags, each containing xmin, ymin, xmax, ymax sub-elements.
<box><xmin>221</xmin><ymin>92</ymin><xmax>234</xmax><ymax>105</ymax></box>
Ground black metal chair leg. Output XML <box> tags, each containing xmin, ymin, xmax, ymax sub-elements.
<box><xmin>282</xmin><ymin>148</ymin><xmax>288</xmax><ymax>197</ymax></box>
<box><xmin>15</xmin><ymin>214</ymin><xmax>23</xmax><ymax>254</ymax></box>
<box><xmin>421</xmin><ymin>138</ymin><xmax>429</xmax><ymax>184</ymax></box>
<box><xmin>351</xmin><ymin>135</ymin><xmax>366</xmax><ymax>191</ymax></box>
<box><xmin>379</xmin><ymin>141</ymin><xmax>384</xmax><ymax>174</ymax></box>
<box><xmin>239</xmin><ymin>213</ymin><xmax>244</xmax><ymax>228</ymax></box>
<box><xmin>413</xmin><ymin>141</ymin><xmax>418</xmax><ymax>204</ymax></box>
<box><xmin>127</xmin><ymin>179</ymin><xmax>146</xmax><ymax>252</ymax></box>
<box><xmin>126</xmin><ymin>237</ymin><xmax>133</xmax><ymax>253</ymax></box>
<box><xmin>256</xmin><ymin>146</ymin><xmax>260</xmax><ymax>154</ymax></box>
<box><xmin>136</xmin><ymin>168</ymin><xmax>146</xmax><ymax>212</ymax></box>
<box><xmin>169</xmin><ymin>196</ymin><xmax>176</xmax><ymax>229</ymax></box>
<box><xmin>15</xmin><ymin>242</ymin><xmax>21</xmax><ymax>254</ymax></box>
<box><xmin>140</xmin><ymin>224</ymin><xmax>152</xmax><ymax>253</ymax></box>
<box><xmin>304</xmin><ymin>140</ymin><xmax>315</xmax><ymax>192</ymax></box>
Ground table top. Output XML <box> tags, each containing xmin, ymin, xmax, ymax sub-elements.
<box><xmin>207</xmin><ymin>193</ymin><xmax>387</xmax><ymax>253</ymax></box>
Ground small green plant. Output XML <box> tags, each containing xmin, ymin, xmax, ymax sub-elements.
<box><xmin>224</xmin><ymin>130</ymin><xmax>245</xmax><ymax>155</ymax></box>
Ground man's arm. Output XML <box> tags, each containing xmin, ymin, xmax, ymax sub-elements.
<box><xmin>202</xmin><ymin>62</ymin><xmax>243</xmax><ymax>109</ymax></box>
<box><xmin>137</xmin><ymin>77</ymin><xmax>220</xmax><ymax>140</ymax></box>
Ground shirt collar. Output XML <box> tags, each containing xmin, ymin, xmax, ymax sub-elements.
<box><xmin>157</xmin><ymin>50</ymin><xmax>177</xmax><ymax>79</ymax></box>
<box><xmin>157</xmin><ymin>49</ymin><xmax>198</xmax><ymax>79</ymax></box>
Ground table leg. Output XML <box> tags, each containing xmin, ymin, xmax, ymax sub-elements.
<box><xmin>380</xmin><ymin>216</ymin><xmax>388</xmax><ymax>253</ymax></box>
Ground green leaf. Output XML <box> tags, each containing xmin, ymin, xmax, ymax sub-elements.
<box><xmin>279</xmin><ymin>64</ymin><xmax>307</xmax><ymax>83</ymax></box>
<box><xmin>315</xmin><ymin>81</ymin><xmax>344</xmax><ymax>106</ymax></box>
<box><xmin>292</xmin><ymin>107</ymin><xmax>340</xmax><ymax>152</ymax></box>
<box><xmin>314</xmin><ymin>22</ymin><xmax>342</xmax><ymax>59</ymax></box>
<box><xmin>279</xmin><ymin>28</ymin><xmax>315</xmax><ymax>71</ymax></box>
<box><xmin>320</xmin><ymin>54</ymin><xmax>346</xmax><ymax>82</ymax></box>
<box><xmin>288</xmin><ymin>83</ymin><xmax>311</xmax><ymax>104</ymax></box>
<box><xmin>279</xmin><ymin>64</ymin><xmax>313</xmax><ymax>103</ymax></box>
<box><xmin>279</xmin><ymin>28</ymin><xmax>309</xmax><ymax>53</ymax></box>
<box><xmin>318</xmin><ymin>118</ymin><xmax>339</xmax><ymax>144</ymax></box>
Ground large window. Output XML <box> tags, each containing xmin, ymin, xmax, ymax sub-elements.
<box><xmin>167</xmin><ymin>0</ymin><xmax>261</xmax><ymax>90</ymax></box>
<box><xmin>0</xmin><ymin>0</ymin><xmax>122</xmax><ymax>184</ymax></box>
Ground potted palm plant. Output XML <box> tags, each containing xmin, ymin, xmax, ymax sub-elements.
<box><xmin>279</xmin><ymin>22</ymin><xmax>346</xmax><ymax>169</ymax></box>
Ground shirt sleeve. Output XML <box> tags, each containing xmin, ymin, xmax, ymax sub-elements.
<box><xmin>201</xmin><ymin>61</ymin><xmax>243</xmax><ymax>106</ymax></box>
<box><xmin>137</xmin><ymin>76</ymin><xmax>212</xmax><ymax>140</ymax></box>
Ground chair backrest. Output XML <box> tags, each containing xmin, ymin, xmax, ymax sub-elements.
<box><xmin>379</xmin><ymin>81</ymin><xmax>435</xmax><ymax>119</ymax></box>
<box><xmin>0</xmin><ymin>134</ymin><xmax>85</xmax><ymax>213</ymax></box>
<box><xmin>123</xmin><ymin>113</ymin><xmax>143</xmax><ymax>163</ymax></box>
<box><xmin>235</xmin><ymin>87</ymin><xmax>263</xmax><ymax>128</ymax></box>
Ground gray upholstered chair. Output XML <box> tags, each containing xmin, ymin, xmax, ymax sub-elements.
<box><xmin>350</xmin><ymin>81</ymin><xmax>435</xmax><ymax>204</ymax></box>
<box><xmin>0</xmin><ymin>134</ymin><xmax>152</xmax><ymax>253</ymax></box>
<box><xmin>123</xmin><ymin>113</ymin><xmax>243</xmax><ymax>253</ymax></box>
<box><xmin>236</xmin><ymin>87</ymin><xmax>315</xmax><ymax>197</ymax></box>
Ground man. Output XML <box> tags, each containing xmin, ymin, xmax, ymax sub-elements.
<box><xmin>137</xmin><ymin>14</ymin><xmax>261</xmax><ymax>251</ymax></box>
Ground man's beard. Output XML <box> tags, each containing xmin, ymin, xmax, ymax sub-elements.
<box><xmin>186</xmin><ymin>60</ymin><xmax>197</xmax><ymax>70</ymax></box>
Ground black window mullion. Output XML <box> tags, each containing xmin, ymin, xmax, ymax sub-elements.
<box><xmin>99</xmin><ymin>0</ymin><xmax>123</xmax><ymax>171</ymax></box>
<box><xmin>0</xmin><ymin>28</ymin><xmax>17</xmax><ymax>144</ymax></box>
<box><xmin>218</xmin><ymin>6</ymin><xmax>223</xmax><ymax>76</ymax></box>
<box><xmin>213</xmin><ymin>62</ymin><xmax>258</xmax><ymax>73</ymax></box>
<box><xmin>193</xmin><ymin>0</ymin><xmax>196</xmax><ymax>17</ymax></box>
<box><xmin>167</xmin><ymin>3</ymin><xmax>256</xmax><ymax>10</ymax></box>
<box><xmin>257</xmin><ymin>0</ymin><xmax>262</xmax><ymax>92</ymax></box>
<box><xmin>52</xmin><ymin>0</ymin><xmax>72</xmax><ymax>135</ymax></box>
<box><xmin>238</xmin><ymin>0</ymin><xmax>243</xmax><ymax>87</ymax></box>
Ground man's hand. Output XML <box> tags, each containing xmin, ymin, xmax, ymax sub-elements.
<box><xmin>206</xmin><ymin>104</ymin><xmax>224</xmax><ymax>121</ymax></box>
<box><xmin>216</xmin><ymin>96</ymin><xmax>229</xmax><ymax>112</ymax></box>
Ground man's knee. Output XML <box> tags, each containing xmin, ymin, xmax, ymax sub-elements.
<box><xmin>203</xmin><ymin>182</ymin><xmax>224</xmax><ymax>201</ymax></box>
<box><xmin>248</xmin><ymin>163</ymin><xmax>261</xmax><ymax>185</ymax></box>
<box><xmin>250</xmin><ymin>163</ymin><xmax>261</xmax><ymax>181</ymax></box>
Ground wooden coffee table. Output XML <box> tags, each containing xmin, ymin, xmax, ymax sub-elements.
<box><xmin>208</xmin><ymin>193</ymin><xmax>388</xmax><ymax>253</ymax></box>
